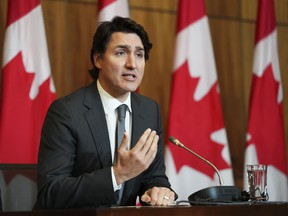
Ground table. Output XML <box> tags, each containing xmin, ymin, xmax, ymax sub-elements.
<box><xmin>1</xmin><ymin>202</ymin><xmax>287</xmax><ymax>216</ymax></box>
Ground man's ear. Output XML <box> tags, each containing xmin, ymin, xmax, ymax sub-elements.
<box><xmin>93</xmin><ymin>54</ymin><xmax>102</xmax><ymax>69</ymax></box>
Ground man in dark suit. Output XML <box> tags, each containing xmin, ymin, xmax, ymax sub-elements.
<box><xmin>34</xmin><ymin>16</ymin><xmax>176</xmax><ymax>209</ymax></box>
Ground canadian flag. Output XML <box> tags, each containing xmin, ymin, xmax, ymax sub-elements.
<box><xmin>244</xmin><ymin>0</ymin><xmax>288</xmax><ymax>201</ymax></box>
<box><xmin>0</xmin><ymin>0</ymin><xmax>56</xmax><ymax>164</ymax></box>
<box><xmin>165</xmin><ymin>0</ymin><xmax>234</xmax><ymax>201</ymax></box>
<box><xmin>98</xmin><ymin>0</ymin><xmax>129</xmax><ymax>22</ymax></box>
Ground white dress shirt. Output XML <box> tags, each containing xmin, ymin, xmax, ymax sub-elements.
<box><xmin>97</xmin><ymin>80</ymin><xmax>132</xmax><ymax>191</ymax></box>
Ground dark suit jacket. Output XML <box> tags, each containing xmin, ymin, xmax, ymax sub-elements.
<box><xmin>0</xmin><ymin>188</ymin><xmax>2</xmax><ymax>212</ymax></box>
<box><xmin>34</xmin><ymin>81</ymin><xmax>173</xmax><ymax>209</ymax></box>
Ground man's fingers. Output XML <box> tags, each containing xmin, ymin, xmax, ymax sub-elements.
<box><xmin>140</xmin><ymin>194</ymin><xmax>151</xmax><ymax>203</ymax></box>
<box><xmin>143</xmin><ymin>187</ymin><xmax>175</xmax><ymax>206</ymax></box>
<box><xmin>163</xmin><ymin>191</ymin><xmax>175</xmax><ymax>206</ymax></box>
<box><xmin>117</xmin><ymin>132</ymin><xmax>129</xmax><ymax>154</ymax></box>
<box><xmin>143</xmin><ymin>134</ymin><xmax>158</xmax><ymax>162</ymax></box>
<box><xmin>131</xmin><ymin>128</ymin><xmax>154</xmax><ymax>152</ymax></box>
<box><xmin>140</xmin><ymin>130</ymin><xmax>157</xmax><ymax>154</ymax></box>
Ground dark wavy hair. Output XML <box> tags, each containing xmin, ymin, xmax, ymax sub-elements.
<box><xmin>89</xmin><ymin>16</ymin><xmax>153</xmax><ymax>80</ymax></box>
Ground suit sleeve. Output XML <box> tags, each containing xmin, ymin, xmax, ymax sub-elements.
<box><xmin>36</xmin><ymin>99</ymin><xmax>117</xmax><ymax>209</ymax></box>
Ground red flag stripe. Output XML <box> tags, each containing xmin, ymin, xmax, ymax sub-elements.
<box><xmin>98</xmin><ymin>0</ymin><xmax>116</xmax><ymax>11</ymax></box>
<box><xmin>6</xmin><ymin>0</ymin><xmax>39</xmax><ymax>27</ymax></box>
<box><xmin>98</xmin><ymin>0</ymin><xmax>129</xmax><ymax>23</ymax></box>
<box><xmin>255</xmin><ymin>0</ymin><xmax>276</xmax><ymax>43</ymax></box>
<box><xmin>177</xmin><ymin>0</ymin><xmax>206</xmax><ymax>33</ymax></box>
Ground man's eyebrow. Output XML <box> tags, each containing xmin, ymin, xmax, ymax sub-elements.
<box><xmin>136</xmin><ymin>47</ymin><xmax>145</xmax><ymax>52</ymax></box>
<box><xmin>116</xmin><ymin>45</ymin><xmax>144</xmax><ymax>51</ymax></box>
<box><xmin>116</xmin><ymin>45</ymin><xmax>130</xmax><ymax>49</ymax></box>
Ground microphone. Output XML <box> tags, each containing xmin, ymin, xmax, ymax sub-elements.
<box><xmin>169</xmin><ymin>136</ymin><xmax>242</xmax><ymax>203</ymax></box>
<box><xmin>169</xmin><ymin>136</ymin><xmax>225</xmax><ymax>186</ymax></box>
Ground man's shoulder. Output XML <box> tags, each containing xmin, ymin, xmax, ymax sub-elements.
<box><xmin>56</xmin><ymin>87</ymin><xmax>85</xmax><ymax>105</ymax></box>
<box><xmin>131</xmin><ymin>92</ymin><xmax>157</xmax><ymax>104</ymax></box>
<box><xmin>52</xmin><ymin>82</ymin><xmax>96</xmax><ymax>108</ymax></box>
<box><xmin>131</xmin><ymin>92</ymin><xmax>159</xmax><ymax>112</ymax></box>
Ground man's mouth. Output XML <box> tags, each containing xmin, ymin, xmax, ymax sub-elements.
<box><xmin>123</xmin><ymin>73</ymin><xmax>136</xmax><ymax>79</ymax></box>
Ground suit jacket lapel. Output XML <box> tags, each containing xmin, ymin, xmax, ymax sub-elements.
<box><xmin>130</xmin><ymin>93</ymin><xmax>145</xmax><ymax>149</ymax></box>
<box><xmin>83</xmin><ymin>82</ymin><xmax>112</xmax><ymax>168</ymax></box>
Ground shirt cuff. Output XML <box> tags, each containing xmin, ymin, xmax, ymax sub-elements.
<box><xmin>111</xmin><ymin>167</ymin><xmax>122</xmax><ymax>191</ymax></box>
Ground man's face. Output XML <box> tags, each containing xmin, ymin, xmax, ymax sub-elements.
<box><xmin>95</xmin><ymin>32</ymin><xmax>145</xmax><ymax>101</ymax></box>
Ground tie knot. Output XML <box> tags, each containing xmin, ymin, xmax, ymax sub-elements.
<box><xmin>117</xmin><ymin>104</ymin><xmax>127</xmax><ymax>119</ymax></box>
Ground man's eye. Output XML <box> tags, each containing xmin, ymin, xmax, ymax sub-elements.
<box><xmin>116</xmin><ymin>51</ymin><xmax>126</xmax><ymax>56</ymax></box>
<box><xmin>136</xmin><ymin>52</ymin><xmax>144</xmax><ymax>59</ymax></box>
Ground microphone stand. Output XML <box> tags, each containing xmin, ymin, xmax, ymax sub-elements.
<box><xmin>169</xmin><ymin>136</ymin><xmax>242</xmax><ymax>203</ymax></box>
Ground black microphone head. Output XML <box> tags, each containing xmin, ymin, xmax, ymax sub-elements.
<box><xmin>168</xmin><ymin>136</ymin><xmax>176</xmax><ymax>144</ymax></box>
<box><xmin>169</xmin><ymin>136</ymin><xmax>182</xmax><ymax>147</ymax></box>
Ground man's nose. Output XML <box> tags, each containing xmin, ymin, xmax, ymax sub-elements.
<box><xmin>126</xmin><ymin>55</ymin><xmax>136</xmax><ymax>69</ymax></box>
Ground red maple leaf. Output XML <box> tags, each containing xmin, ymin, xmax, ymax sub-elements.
<box><xmin>0</xmin><ymin>52</ymin><xmax>55</xmax><ymax>164</ymax></box>
<box><xmin>247</xmin><ymin>64</ymin><xmax>287</xmax><ymax>174</ymax></box>
<box><xmin>167</xmin><ymin>61</ymin><xmax>230</xmax><ymax>179</ymax></box>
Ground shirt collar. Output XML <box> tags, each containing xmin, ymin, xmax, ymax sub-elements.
<box><xmin>97</xmin><ymin>80</ymin><xmax>132</xmax><ymax>115</ymax></box>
